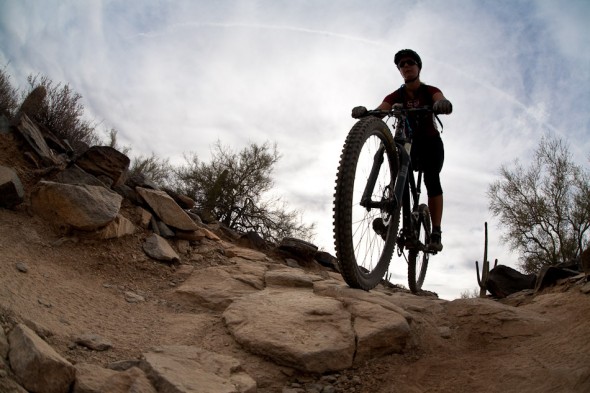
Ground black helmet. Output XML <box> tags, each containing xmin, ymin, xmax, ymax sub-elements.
<box><xmin>394</xmin><ymin>49</ymin><xmax>422</xmax><ymax>69</ymax></box>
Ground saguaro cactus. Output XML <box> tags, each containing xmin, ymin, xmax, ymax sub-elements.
<box><xmin>475</xmin><ymin>222</ymin><xmax>498</xmax><ymax>297</ymax></box>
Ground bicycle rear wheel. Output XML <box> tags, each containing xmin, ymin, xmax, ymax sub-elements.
<box><xmin>333</xmin><ymin>117</ymin><xmax>401</xmax><ymax>290</ymax></box>
<box><xmin>408</xmin><ymin>204</ymin><xmax>431</xmax><ymax>293</ymax></box>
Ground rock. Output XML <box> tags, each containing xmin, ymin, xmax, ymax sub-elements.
<box><xmin>0</xmin><ymin>114</ymin><xmax>11</xmax><ymax>133</ymax></box>
<box><xmin>93</xmin><ymin>214</ymin><xmax>135</xmax><ymax>239</ymax></box>
<box><xmin>445</xmin><ymin>298</ymin><xmax>548</xmax><ymax>342</ymax></box>
<box><xmin>163</xmin><ymin>188</ymin><xmax>195</xmax><ymax>209</ymax></box>
<box><xmin>237</xmin><ymin>231</ymin><xmax>271</xmax><ymax>250</ymax></box>
<box><xmin>75</xmin><ymin>146</ymin><xmax>130</xmax><ymax>187</ymax></box>
<box><xmin>486</xmin><ymin>265</ymin><xmax>536</xmax><ymax>298</ymax></box>
<box><xmin>0</xmin><ymin>166</ymin><xmax>25</xmax><ymax>208</ymax></box>
<box><xmin>175</xmin><ymin>262</ymin><xmax>266</xmax><ymax>311</ymax></box>
<box><xmin>73</xmin><ymin>363</ymin><xmax>156</xmax><ymax>393</ymax></box>
<box><xmin>314</xmin><ymin>251</ymin><xmax>338</xmax><ymax>270</ymax></box>
<box><xmin>125</xmin><ymin>173</ymin><xmax>159</xmax><ymax>190</ymax></box>
<box><xmin>54</xmin><ymin>164</ymin><xmax>106</xmax><ymax>187</ymax></box>
<box><xmin>0</xmin><ymin>376</ymin><xmax>29</xmax><ymax>393</ymax></box>
<box><xmin>13</xmin><ymin>114</ymin><xmax>62</xmax><ymax>166</ymax></box>
<box><xmin>17</xmin><ymin>85</ymin><xmax>46</xmax><ymax>120</ymax></box>
<box><xmin>174</xmin><ymin>229</ymin><xmax>207</xmax><ymax>242</ymax></box>
<box><xmin>136</xmin><ymin>206</ymin><xmax>152</xmax><ymax>229</ymax></box>
<box><xmin>224</xmin><ymin>245</ymin><xmax>267</xmax><ymax>261</ymax></box>
<box><xmin>347</xmin><ymin>299</ymin><xmax>410</xmax><ymax>362</ymax></box>
<box><xmin>279</xmin><ymin>237</ymin><xmax>318</xmax><ymax>259</ymax></box>
<box><xmin>15</xmin><ymin>262</ymin><xmax>28</xmax><ymax>273</ymax></box>
<box><xmin>7</xmin><ymin>323</ymin><xmax>76</xmax><ymax>393</ymax></box>
<box><xmin>124</xmin><ymin>291</ymin><xmax>146</xmax><ymax>303</ymax></box>
<box><xmin>107</xmin><ymin>359</ymin><xmax>142</xmax><ymax>371</ymax></box>
<box><xmin>223</xmin><ymin>289</ymin><xmax>355</xmax><ymax>373</ymax></box>
<box><xmin>30</xmin><ymin>181</ymin><xmax>122</xmax><ymax>231</ymax></box>
<box><xmin>140</xmin><ymin>345</ymin><xmax>256</xmax><ymax>393</ymax></box>
<box><xmin>535</xmin><ymin>265</ymin><xmax>581</xmax><ymax>292</ymax></box>
<box><xmin>136</xmin><ymin>187</ymin><xmax>199</xmax><ymax>231</ymax></box>
<box><xmin>112</xmin><ymin>183</ymin><xmax>140</xmax><ymax>204</ymax></box>
<box><xmin>143</xmin><ymin>233</ymin><xmax>180</xmax><ymax>263</ymax></box>
<box><xmin>156</xmin><ymin>220</ymin><xmax>175</xmax><ymax>238</ymax></box>
<box><xmin>75</xmin><ymin>333</ymin><xmax>113</xmax><ymax>351</ymax></box>
<box><xmin>265</xmin><ymin>268</ymin><xmax>315</xmax><ymax>288</ymax></box>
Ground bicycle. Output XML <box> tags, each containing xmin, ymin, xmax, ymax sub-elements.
<box><xmin>333</xmin><ymin>105</ymin><xmax>441</xmax><ymax>293</ymax></box>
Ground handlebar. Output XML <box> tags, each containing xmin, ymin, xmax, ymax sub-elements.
<box><xmin>364</xmin><ymin>106</ymin><xmax>433</xmax><ymax>118</ymax></box>
<box><xmin>355</xmin><ymin>105</ymin><xmax>444</xmax><ymax>134</ymax></box>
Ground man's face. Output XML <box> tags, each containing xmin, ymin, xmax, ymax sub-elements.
<box><xmin>398</xmin><ymin>57</ymin><xmax>419</xmax><ymax>80</ymax></box>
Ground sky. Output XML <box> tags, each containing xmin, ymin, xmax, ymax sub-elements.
<box><xmin>1</xmin><ymin>0</ymin><xmax>589</xmax><ymax>300</ymax></box>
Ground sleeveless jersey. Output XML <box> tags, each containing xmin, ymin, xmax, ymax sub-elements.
<box><xmin>383</xmin><ymin>83</ymin><xmax>441</xmax><ymax>138</ymax></box>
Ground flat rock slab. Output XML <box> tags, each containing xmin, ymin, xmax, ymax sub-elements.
<box><xmin>174</xmin><ymin>261</ymin><xmax>267</xmax><ymax>311</ymax></box>
<box><xmin>136</xmin><ymin>187</ymin><xmax>199</xmax><ymax>231</ymax></box>
<box><xmin>223</xmin><ymin>289</ymin><xmax>355</xmax><ymax>373</ymax></box>
<box><xmin>140</xmin><ymin>345</ymin><xmax>256</xmax><ymax>393</ymax></box>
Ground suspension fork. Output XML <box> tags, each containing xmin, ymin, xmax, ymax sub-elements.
<box><xmin>392</xmin><ymin>143</ymin><xmax>411</xmax><ymax>208</ymax></box>
<box><xmin>360</xmin><ymin>143</ymin><xmax>410</xmax><ymax>211</ymax></box>
<box><xmin>360</xmin><ymin>145</ymin><xmax>385</xmax><ymax>209</ymax></box>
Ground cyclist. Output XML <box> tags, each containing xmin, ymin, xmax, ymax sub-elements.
<box><xmin>351</xmin><ymin>49</ymin><xmax>452</xmax><ymax>251</ymax></box>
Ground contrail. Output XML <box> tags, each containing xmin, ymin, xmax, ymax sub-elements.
<box><xmin>133</xmin><ymin>21</ymin><xmax>559</xmax><ymax>134</ymax></box>
<box><xmin>134</xmin><ymin>21</ymin><xmax>390</xmax><ymax>48</ymax></box>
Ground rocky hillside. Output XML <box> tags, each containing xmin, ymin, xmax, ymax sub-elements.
<box><xmin>1</xmin><ymin>113</ymin><xmax>590</xmax><ymax>393</ymax></box>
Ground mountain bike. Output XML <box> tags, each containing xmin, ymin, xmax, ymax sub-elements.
<box><xmin>333</xmin><ymin>106</ymin><xmax>440</xmax><ymax>293</ymax></box>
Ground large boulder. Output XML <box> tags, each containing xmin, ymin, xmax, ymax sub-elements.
<box><xmin>136</xmin><ymin>187</ymin><xmax>199</xmax><ymax>231</ymax></box>
<box><xmin>223</xmin><ymin>289</ymin><xmax>356</xmax><ymax>373</ymax></box>
<box><xmin>30</xmin><ymin>181</ymin><xmax>122</xmax><ymax>231</ymax></box>
<box><xmin>486</xmin><ymin>265</ymin><xmax>536</xmax><ymax>298</ymax></box>
<box><xmin>54</xmin><ymin>164</ymin><xmax>106</xmax><ymax>187</ymax></box>
<box><xmin>13</xmin><ymin>114</ymin><xmax>64</xmax><ymax>166</ymax></box>
<box><xmin>8</xmin><ymin>324</ymin><xmax>76</xmax><ymax>393</ymax></box>
<box><xmin>74</xmin><ymin>146</ymin><xmax>130</xmax><ymax>187</ymax></box>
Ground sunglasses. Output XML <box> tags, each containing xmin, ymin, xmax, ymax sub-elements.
<box><xmin>398</xmin><ymin>59</ymin><xmax>417</xmax><ymax>68</ymax></box>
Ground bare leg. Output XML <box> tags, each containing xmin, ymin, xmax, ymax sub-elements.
<box><xmin>428</xmin><ymin>194</ymin><xmax>443</xmax><ymax>229</ymax></box>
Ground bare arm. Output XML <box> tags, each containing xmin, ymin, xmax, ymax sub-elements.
<box><xmin>376</xmin><ymin>102</ymin><xmax>392</xmax><ymax>111</ymax></box>
<box><xmin>432</xmin><ymin>92</ymin><xmax>446</xmax><ymax>102</ymax></box>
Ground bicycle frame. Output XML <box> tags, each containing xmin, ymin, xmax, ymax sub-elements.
<box><xmin>360</xmin><ymin>108</ymin><xmax>430</xmax><ymax>253</ymax></box>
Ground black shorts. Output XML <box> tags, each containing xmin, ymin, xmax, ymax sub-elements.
<box><xmin>411</xmin><ymin>136</ymin><xmax>444</xmax><ymax>197</ymax></box>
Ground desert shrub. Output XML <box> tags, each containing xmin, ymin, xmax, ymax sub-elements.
<box><xmin>488</xmin><ymin>135</ymin><xmax>590</xmax><ymax>273</ymax></box>
<box><xmin>174</xmin><ymin>141</ymin><xmax>315</xmax><ymax>243</ymax></box>
<box><xmin>0</xmin><ymin>66</ymin><xmax>18</xmax><ymax>117</ymax></box>
<box><xmin>129</xmin><ymin>153</ymin><xmax>174</xmax><ymax>188</ymax></box>
<box><xmin>24</xmin><ymin>73</ymin><xmax>100</xmax><ymax>150</ymax></box>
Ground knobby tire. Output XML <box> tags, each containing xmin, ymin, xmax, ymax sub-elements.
<box><xmin>407</xmin><ymin>204</ymin><xmax>431</xmax><ymax>293</ymax></box>
<box><xmin>333</xmin><ymin>117</ymin><xmax>401</xmax><ymax>290</ymax></box>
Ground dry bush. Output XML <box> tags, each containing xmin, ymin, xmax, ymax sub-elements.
<box><xmin>488</xmin><ymin>135</ymin><xmax>590</xmax><ymax>273</ymax></box>
<box><xmin>174</xmin><ymin>141</ymin><xmax>315</xmax><ymax>243</ymax></box>
<box><xmin>24</xmin><ymin>73</ymin><xmax>101</xmax><ymax>150</ymax></box>
<box><xmin>0</xmin><ymin>66</ymin><xmax>18</xmax><ymax>117</ymax></box>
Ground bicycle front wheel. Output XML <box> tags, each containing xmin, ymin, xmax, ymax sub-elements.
<box><xmin>408</xmin><ymin>204</ymin><xmax>431</xmax><ymax>293</ymax></box>
<box><xmin>333</xmin><ymin>117</ymin><xmax>401</xmax><ymax>290</ymax></box>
